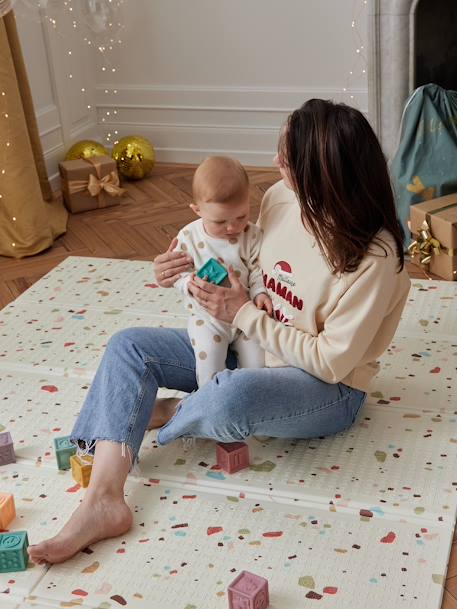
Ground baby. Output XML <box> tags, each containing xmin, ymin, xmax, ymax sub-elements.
<box><xmin>174</xmin><ymin>156</ymin><xmax>273</xmax><ymax>386</ymax></box>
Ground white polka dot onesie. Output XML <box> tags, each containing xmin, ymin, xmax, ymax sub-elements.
<box><xmin>173</xmin><ymin>219</ymin><xmax>266</xmax><ymax>386</ymax></box>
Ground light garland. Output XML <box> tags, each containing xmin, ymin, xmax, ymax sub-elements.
<box><xmin>16</xmin><ymin>0</ymin><xmax>127</xmax><ymax>146</ymax></box>
<box><xmin>0</xmin><ymin>86</ymin><xmax>17</xmax><ymax>250</ymax></box>
<box><xmin>342</xmin><ymin>0</ymin><xmax>368</xmax><ymax>108</ymax></box>
<box><xmin>0</xmin><ymin>0</ymin><xmax>127</xmax><ymax>255</ymax></box>
<box><xmin>79</xmin><ymin>0</ymin><xmax>127</xmax><ymax>145</ymax></box>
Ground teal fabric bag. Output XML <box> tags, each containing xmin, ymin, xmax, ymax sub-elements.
<box><xmin>390</xmin><ymin>84</ymin><xmax>457</xmax><ymax>246</ymax></box>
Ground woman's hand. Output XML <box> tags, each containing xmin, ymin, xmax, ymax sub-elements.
<box><xmin>187</xmin><ymin>265</ymin><xmax>250</xmax><ymax>323</ymax></box>
<box><xmin>153</xmin><ymin>237</ymin><xmax>194</xmax><ymax>288</ymax></box>
<box><xmin>254</xmin><ymin>292</ymin><xmax>273</xmax><ymax>317</ymax></box>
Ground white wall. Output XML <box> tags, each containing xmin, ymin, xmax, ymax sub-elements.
<box><xmin>95</xmin><ymin>0</ymin><xmax>368</xmax><ymax>165</ymax></box>
<box><xmin>16</xmin><ymin>3</ymin><xmax>97</xmax><ymax>187</ymax></box>
<box><xmin>18</xmin><ymin>0</ymin><xmax>368</xmax><ymax>173</ymax></box>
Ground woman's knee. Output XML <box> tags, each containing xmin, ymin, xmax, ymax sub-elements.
<box><xmin>204</xmin><ymin>370</ymin><xmax>251</xmax><ymax>441</ymax></box>
<box><xmin>107</xmin><ymin>328</ymin><xmax>139</xmax><ymax>353</ymax></box>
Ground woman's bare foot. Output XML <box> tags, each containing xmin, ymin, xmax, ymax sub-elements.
<box><xmin>148</xmin><ymin>397</ymin><xmax>180</xmax><ymax>429</ymax></box>
<box><xmin>28</xmin><ymin>495</ymin><xmax>132</xmax><ymax>565</ymax></box>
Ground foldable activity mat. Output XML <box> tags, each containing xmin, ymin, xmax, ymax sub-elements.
<box><xmin>0</xmin><ymin>256</ymin><xmax>456</xmax><ymax>609</ymax></box>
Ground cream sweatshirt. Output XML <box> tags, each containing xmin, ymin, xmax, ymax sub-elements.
<box><xmin>232</xmin><ymin>180</ymin><xmax>411</xmax><ymax>392</ymax></box>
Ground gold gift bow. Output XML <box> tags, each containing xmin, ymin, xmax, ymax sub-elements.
<box><xmin>408</xmin><ymin>201</ymin><xmax>457</xmax><ymax>265</ymax></box>
<box><xmin>87</xmin><ymin>171</ymin><xmax>126</xmax><ymax>197</ymax></box>
<box><xmin>408</xmin><ymin>220</ymin><xmax>442</xmax><ymax>265</ymax></box>
<box><xmin>68</xmin><ymin>158</ymin><xmax>126</xmax><ymax>204</ymax></box>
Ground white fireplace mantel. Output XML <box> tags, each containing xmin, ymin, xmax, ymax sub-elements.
<box><xmin>368</xmin><ymin>0</ymin><xmax>421</xmax><ymax>159</ymax></box>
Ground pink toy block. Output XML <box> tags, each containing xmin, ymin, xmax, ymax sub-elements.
<box><xmin>0</xmin><ymin>432</ymin><xmax>15</xmax><ymax>466</ymax></box>
<box><xmin>216</xmin><ymin>441</ymin><xmax>250</xmax><ymax>474</ymax></box>
<box><xmin>0</xmin><ymin>493</ymin><xmax>16</xmax><ymax>529</ymax></box>
<box><xmin>228</xmin><ymin>570</ymin><xmax>269</xmax><ymax>609</ymax></box>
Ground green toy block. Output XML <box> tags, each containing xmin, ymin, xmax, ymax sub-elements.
<box><xmin>0</xmin><ymin>531</ymin><xmax>29</xmax><ymax>573</ymax></box>
<box><xmin>54</xmin><ymin>435</ymin><xmax>77</xmax><ymax>470</ymax></box>
<box><xmin>196</xmin><ymin>258</ymin><xmax>228</xmax><ymax>285</ymax></box>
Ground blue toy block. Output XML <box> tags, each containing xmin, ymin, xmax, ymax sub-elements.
<box><xmin>54</xmin><ymin>435</ymin><xmax>77</xmax><ymax>470</ymax></box>
<box><xmin>0</xmin><ymin>531</ymin><xmax>29</xmax><ymax>573</ymax></box>
<box><xmin>196</xmin><ymin>258</ymin><xmax>228</xmax><ymax>285</ymax></box>
<box><xmin>0</xmin><ymin>431</ymin><xmax>15</xmax><ymax>466</ymax></box>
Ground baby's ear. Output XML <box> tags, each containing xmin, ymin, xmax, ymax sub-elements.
<box><xmin>189</xmin><ymin>203</ymin><xmax>200</xmax><ymax>215</ymax></box>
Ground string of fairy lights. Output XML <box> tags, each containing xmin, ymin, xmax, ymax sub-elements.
<box><xmin>0</xmin><ymin>86</ymin><xmax>17</xmax><ymax>250</ymax></box>
<box><xmin>342</xmin><ymin>0</ymin><xmax>368</xmax><ymax>108</ymax></box>
<box><xmin>1</xmin><ymin>0</ymin><xmax>367</xmax><ymax>241</ymax></box>
<box><xmin>0</xmin><ymin>0</ymin><xmax>127</xmax><ymax>253</ymax></box>
<box><xmin>17</xmin><ymin>0</ymin><xmax>126</xmax><ymax>143</ymax></box>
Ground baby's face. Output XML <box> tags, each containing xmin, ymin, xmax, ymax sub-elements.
<box><xmin>195</xmin><ymin>196</ymin><xmax>250</xmax><ymax>239</ymax></box>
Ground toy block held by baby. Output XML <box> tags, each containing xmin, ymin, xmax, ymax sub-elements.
<box><xmin>228</xmin><ymin>570</ymin><xmax>269</xmax><ymax>609</ymax></box>
<box><xmin>0</xmin><ymin>493</ymin><xmax>16</xmax><ymax>530</ymax></box>
<box><xmin>196</xmin><ymin>258</ymin><xmax>228</xmax><ymax>285</ymax></box>
<box><xmin>216</xmin><ymin>441</ymin><xmax>250</xmax><ymax>474</ymax></box>
<box><xmin>0</xmin><ymin>432</ymin><xmax>16</xmax><ymax>466</ymax></box>
<box><xmin>0</xmin><ymin>531</ymin><xmax>29</xmax><ymax>573</ymax></box>
<box><xmin>70</xmin><ymin>454</ymin><xmax>93</xmax><ymax>488</ymax></box>
<box><xmin>54</xmin><ymin>435</ymin><xmax>77</xmax><ymax>470</ymax></box>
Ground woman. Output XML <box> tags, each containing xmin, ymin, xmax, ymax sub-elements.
<box><xmin>29</xmin><ymin>99</ymin><xmax>410</xmax><ymax>565</ymax></box>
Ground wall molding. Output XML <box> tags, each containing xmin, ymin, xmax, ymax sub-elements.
<box><xmin>96</xmin><ymin>84</ymin><xmax>368</xmax><ymax>166</ymax></box>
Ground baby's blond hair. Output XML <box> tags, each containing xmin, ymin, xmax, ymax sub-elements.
<box><xmin>192</xmin><ymin>156</ymin><xmax>249</xmax><ymax>204</ymax></box>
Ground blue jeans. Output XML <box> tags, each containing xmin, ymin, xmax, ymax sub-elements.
<box><xmin>71</xmin><ymin>327</ymin><xmax>367</xmax><ymax>463</ymax></box>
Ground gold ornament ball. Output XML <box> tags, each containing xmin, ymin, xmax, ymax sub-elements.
<box><xmin>112</xmin><ymin>136</ymin><xmax>155</xmax><ymax>180</ymax></box>
<box><xmin>65</xmin><ymin>140</ymin><xmax>109</xmax><ymax>161</ymax></box>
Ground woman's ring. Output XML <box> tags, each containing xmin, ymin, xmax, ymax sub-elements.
<box><xmin>161</xmin><ymin>271</ymin><xmax>165</xmax><ymax>279</ymax></box>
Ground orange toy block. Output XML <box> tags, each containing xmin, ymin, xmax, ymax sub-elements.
<box><xmin>70</xmin><ymin>454</ymin><xmax>93</xmax><ymax>488</ymax></box>
<box><xmin>0</xmin><ymin>493</ymin><xmax>16</xmax><ymax>529</ymax></box>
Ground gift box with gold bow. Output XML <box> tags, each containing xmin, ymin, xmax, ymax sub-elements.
<box><xmin>409</xmin><ymin>193</ymin><xmax>457</xmax><ymax>280</ymax></box>
<box><xmin>59</xmin><ymin>155</ymin><xmax>126</xmax><ymax>214</ymax></box>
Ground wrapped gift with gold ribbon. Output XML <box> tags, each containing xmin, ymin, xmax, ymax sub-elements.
<box><xmin>59</xmin><ymin>155</ymin><xmax>126</xmax><ymax>214</ymax></box>
<box><xmin>409</xmin><ymin>193</ymin><xmax>457</xmax><ymax>280</ymax></box>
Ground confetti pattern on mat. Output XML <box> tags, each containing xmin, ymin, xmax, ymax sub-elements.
<box><xmin>367</xmin><ymin>334</ymin><xmax>457</xmax><ymax>411</ymax></box>
<box><xmin>0</xmin><ymin>257</ymin><xmax>456</xmax><ymax>609</ymax></box>
<box><xmin>0</xmin><ymin>465</ymin><xmax>443</xmax><ymax>609</ymax></box>
<box><xmin>0</xmin><ymin>370</ymin><xmax>185</xmax><ymax>465</ymax></box>
<box><xmin>0</xmin><ymin>303</ymin><xmax>185</xmax><ymax>379</ymax></box>
<box><xmin>17</xmin><ymin>256</ymin><xmax>187</xmax><ymax>317</ymax></box>
<box><xmin>140</xmin><ymin>402</ymin><xmax>457</xmax><ymax>524</ymax></box>
<box><xmin>398</xmin><ymin>281</ymin><xmax>457</xmax><ymax>339</ymax></box>
<box><xmin>0</xmin><ymin>371</ymin><xmax>89</xmax><ymax>464</ymax></box>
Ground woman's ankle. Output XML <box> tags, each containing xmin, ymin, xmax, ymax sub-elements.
<box><xmin>84</xmin><ymin>484</ymin><xmax>127</xmax><ymax>505</ymax></box>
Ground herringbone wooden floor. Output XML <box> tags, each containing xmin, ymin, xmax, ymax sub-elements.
<box><xmin>0</xmin><ymin>164</ymin><xmax>455</xmax><ymax>608</ymax></box>
<box><xmin>0</xmin><ymin>164</ymin><xmax>280</xmax><ymax>308</ymax></box>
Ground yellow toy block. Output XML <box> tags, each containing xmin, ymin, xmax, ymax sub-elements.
<box><xmin>0</xmin><ymin>493</ymin><xmax>16</xmax><ymax>529</ymax></box>
<box><xmin>70</xmin><ymin>454</ymin><xmax>93</xmax><ymax>488</ymax></box>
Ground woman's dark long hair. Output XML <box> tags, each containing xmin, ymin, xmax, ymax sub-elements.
<box><xmin>280</xmin><ymin>99</ymin><xmax>405</xmax><ymax>274</ymax></box>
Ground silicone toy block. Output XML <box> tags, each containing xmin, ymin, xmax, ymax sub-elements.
<box><xmin>228</xmin><ymin>570</ymin><xmax>269</xmax><ymax>609</ymax></box>
<box><xmin>0</xmin><ymin>432</ymin><xmax>15</xmax><ymax>466</ymax></box>
<box><xmin>0</xmin><ymin>531</ymin><xmax>29</xmax><ymax>573</ymax></box>
<box><xmin>0</xmin><ymin>493</ymin><xmax>16</xmax><ymax>529</ymax></box>
<box><xmin>70</xmin><ymin>454</ymin><xmax>93</xmax><ymax>487</ymax></box>
<box><xmin>216</xmin><ymin>441</ymin><xmax>250</xmax><ymax>474</ymax></box>
<box><xmin>54</xmin><ymin>435</ymin><xmax>77</xmax><ymax>470</ymax></box>
<box><xmin>196</xmin><ymin>257</ymin><xmax>228</xmax><ymax>285</ymax></box>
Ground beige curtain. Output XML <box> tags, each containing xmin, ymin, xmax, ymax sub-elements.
<box><xmin>0</xmin><ymin>9</ymin><xmax>67</xmax><ymax>258</ymax></box>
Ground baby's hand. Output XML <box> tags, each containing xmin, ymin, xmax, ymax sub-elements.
<box><xmin>254</xmin><ymin>292</ymin><xmax>273</xmax><ymax>317</ymax></box>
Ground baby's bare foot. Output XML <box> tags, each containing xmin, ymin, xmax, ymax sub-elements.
<box><xmin>28</xmin><ymin>496</ymin><xmax>132</xmax><ymax>565</ymax></box>
<box><xmin>148</xmin><ymin>397</ymin><xmax>180</xmax><ymax>429</ymax></box>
